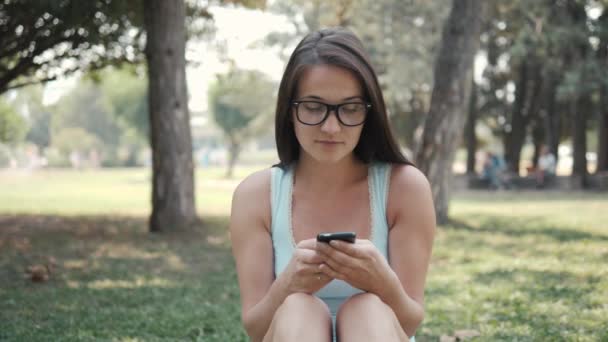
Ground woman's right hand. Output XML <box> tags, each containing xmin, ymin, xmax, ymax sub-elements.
<box><xmin>281</xmin><ymin>238</ymin><xmax>333</xmax><ymax>294</ymax></box>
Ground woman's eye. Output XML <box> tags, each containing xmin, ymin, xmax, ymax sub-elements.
<box><xmin>342</xmin><ymin>104</ymin><xmax>364</xmax><ymax>113</ymax></box>
<box><xmin>304</xmin><ymin>103</ymin><xmax>324</xmax><ymax>112</ymax></box>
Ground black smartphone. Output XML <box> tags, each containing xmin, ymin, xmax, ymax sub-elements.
<box><xmin>316</xmin><ymin>232</ymin><xmax>357</xmax><ymax>243</ymax></box>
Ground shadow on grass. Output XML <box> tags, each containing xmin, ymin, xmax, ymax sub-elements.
<box><xmin>447</xmin><ymin>216</ymin><xmax>608</xmax><ymax>243</ymax></box>
<box><xmin>0</xmin><ymin>214</ymin><xmax>248</xmax><ymax>341</ymax></box>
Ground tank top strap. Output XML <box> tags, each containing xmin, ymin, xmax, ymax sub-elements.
<box><xmin>270</xmin><ymin>165</ymin><xmax>295</xmax><ymax>276</ymax></box>
<box><xmin>368</xmin><ymin>162</ymin><xmax>392</xmax><ymax>258</ymax></box>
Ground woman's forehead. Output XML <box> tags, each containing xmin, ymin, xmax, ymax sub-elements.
<box><xmin>296</xmin><ymin>64</ymin><xmax>364</xmax><ymax>101</ymax></box>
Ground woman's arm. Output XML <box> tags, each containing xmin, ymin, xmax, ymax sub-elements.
<box><xmin>383</xmin><ymin>164</ymin><xmax>436</xmax><ymax>336</ymax></box>
<box><xmin>314</xmin><ymin>164</ymin><xmax>435</xmax><ymax>337</ymax></box>
<box><xmin>230</xmin><ymin>169</ymin><xmax>330</xmax><ymax>342</ymax></box>
<box><xmin>230</xmin><ymin>169</ymin><xmax>284</xmax><ymax>342</ymax></box>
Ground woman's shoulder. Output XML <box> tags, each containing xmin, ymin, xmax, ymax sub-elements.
<box><xmin>386</xmin><ymin>163</ymin><xmax>433</xmax><ymax>226</ymax></box>
<box><xmin>232</xmin><ymin>168</ymin><xmax>272</xmax><ymax>202</ymax></box>
<box><xmin>388</xmin><ymin>163</ymin><xmax>431</xmax><ymax>192</ymax></box>
<box><xmin>231</xmin><ymin>168</ymin><xmax>273</xmax><ymax>226</ymax></box>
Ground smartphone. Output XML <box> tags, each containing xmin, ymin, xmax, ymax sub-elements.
<box><xmin>316</xmin><ymin>232</ymin><xmax>357</xmax><ymax>243</ymax></box>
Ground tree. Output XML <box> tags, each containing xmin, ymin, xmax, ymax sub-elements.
<box><xmin>1</xmin><ymin>0</ymin><xmax>264</xmax><ymax>232</ymax></box>
<box><xmin>415</xmin><ymin>0</ymin><xmax>483</xmax><ymax>224</ymax></box>
<box><xmin>48</xmin><ymin>72</ymin><xmax>147</xmax><ymax>166</ymax></box>
<box><xmin>208</xmin><ymin>68</ymin><xmax>276</xmax><ymax>177</ymax></box>
<box><xmin>595</xmin><ymin>4</ymin><xmax>608</xmax><ymax>174</ymax></box>
<box><xmin>0</xmin><ymin>98</ymin><xmax>27</xmax><ymax>144</ymax></box>
<box><xmin>144</xmin><ymin>0</ymin><xmax>197</xmax><ymax>232</ymax></box>
<box><xmin>265</xmin><ymin>0</ymin><xmax>448</xmax><ymax>151</ymax></box>
<box><xmin>0</xmin><ymin>1</ymin><xmax>145</xmax><ymax>94</ymax></box>
<box><xmin>17</xmin><ymin>86</ymin><xmax>51</xmax><ymax>151</ymax></box>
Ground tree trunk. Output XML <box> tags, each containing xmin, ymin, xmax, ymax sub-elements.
<box><xmin>504</xmin><ymin>59</ymin><xmax>542</xmax><ymax>174</ymax></box>
<box><xmin>599</xmin><ymin>89</ymin><xmax>608</xmax><ymax>172</ymax></box>
<box><xmin>503</xmin><ymin>61</ymin><xmax>528</xmax><ymax>174</ymax></box>
<box><xmin>571</xmin><ymin>95</ymin><xmax>589</xmax><ymax>188</ymax></box>
<box><xmin>543</xmin><ymin>72</ymin><xmax>560</xmax><ymax>161</ymax></box>
<box><xmin>531</xmin><ymin>118</ymin><xmax>544</xmax><ymax>169</ymax></box>
<box><xmin>226</xmin><ymin>139</ymin><xmax>241</xmax><ymax>179</ymax></box>
<box><xmin>597</xmin><ymin>12</ymin><xmax>608</xmax><ymax>172</ymax></box>
<box><xmin>144</xmin><ymin>0</ymin><xmax>198</xmax><ymax>232</ymax></box>
<box><xmin>415</xmin><ymin>0</ymin><xmax>483</xmax><ymax>224</ymax></box>
<box><xmin>465</xmin><ymin>79</ymin><xmax>478</xmax><ymax>175</ymax></box>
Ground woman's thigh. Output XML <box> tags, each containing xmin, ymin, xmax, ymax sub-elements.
<box><xmin>263</xmin><ymin>293</ymin><xmax>332</xmax><ymax>342</ymax></box>
<box><xmin>336</xmin><ymin>293</ymin><xmax>409</xmax><ymax>342</ymax></box>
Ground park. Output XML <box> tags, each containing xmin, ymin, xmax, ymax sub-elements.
<box><xmin>1</xmin><ymin>1</ymin><xmax>607</xmax><ymax>341</ymax></box>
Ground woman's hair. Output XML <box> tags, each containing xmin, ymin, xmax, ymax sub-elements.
<box><xmin>274</xmin><ymin>27</ymin><xmax>414</xmax><ymax>168</ymax></box>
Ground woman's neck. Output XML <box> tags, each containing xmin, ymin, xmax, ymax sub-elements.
<box><xmin>293</xmin><ymin>153</ymin><xmax>368</xmax><ymax>191</ymax></box>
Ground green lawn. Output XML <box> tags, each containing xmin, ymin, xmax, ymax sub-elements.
<box><xmin>1</xmin><ymin>168</ymin><xmax>607</xmax><ymax>341</ymax></box>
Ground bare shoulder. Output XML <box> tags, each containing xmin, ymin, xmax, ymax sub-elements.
<box><xmin>232</xmin><ymin>168</ymin><xmax>272</xmax><ymax>201</ymax></box>
<box><xmin>389</xmin><ymin>164</ymin><xmax>432</xmax><ymax>197</ymax></box>
<box><xmin>387</xmin><ymin>164</ymin><xmax>435</xmax><ymax>228</ymax></box>
<box><xmin>231</xmin><ymin>168</ymin><xmax>272</xmax><ymax>232</ymax></box>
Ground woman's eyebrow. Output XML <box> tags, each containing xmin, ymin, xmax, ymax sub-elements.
<box><xmin>299</xmin><ymin>95</ymin><xmax>364</xmax><ymax>101</ymax></box>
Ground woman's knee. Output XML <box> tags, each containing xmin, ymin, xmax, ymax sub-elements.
<box><xmin>337</xmin><ymin>293</ymin><xmax>408</xmax><ymax>341</ymax></box>
<box><xmin>338</xmin><ymin>293</ymin><xmax>386</xmax><ymax>318</ymax></box>
<box><xmin>278</xmin><ymin>293</ymin><xmax>331</xmax><ymax>316</ymax></box>
<box><xmin>265</xmin><ymin>293</ymin><xmax>332</xmax><ymax>341</ymax></box>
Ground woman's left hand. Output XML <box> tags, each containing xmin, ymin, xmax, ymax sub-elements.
<box><xmin>315</xmin><ymin>239</ymin><xmax>393</xmax><ymax>294</ymax></box>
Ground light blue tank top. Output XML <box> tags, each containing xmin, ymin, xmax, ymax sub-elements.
<box><xmin>270</xmin><ymin>162</ymin><xmax>416</xmax><ymax>341</ymax></box>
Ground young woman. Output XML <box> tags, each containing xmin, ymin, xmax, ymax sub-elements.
<box><xmin>229</xmin><ymin>27</ymin><xmax>435</xmax><ymax>342</ymax></box>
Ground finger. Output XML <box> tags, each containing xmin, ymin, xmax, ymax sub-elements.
<box><xmin>319</xmin><ymin>252</ymin><xmax>353</xmax><ymax>276</ymax></box>
<box><xmin>317</xmin><ymin>241</ymin><xmax>356</xmax><ymax>266</ymax></box>
<box><xmin>329</xmin><ymin>239</ymin><xmax>366</xmax><ymax>258</ymax></box>
<box><xmin>296</xmin><ymin>238</ymin><xmax>317</xmax><ymax>250</ymax></box>
<box><xmin>297</xmin><ymin>249</ymin><xmax>325</xmax><ymax>264</ymax></box>
<box><xmin>318</xmin><ymin>263</ymin><xmax>345</xmax><ymax>281</ymax></box>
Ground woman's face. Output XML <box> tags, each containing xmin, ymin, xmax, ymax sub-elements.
<box><xmin>292</xmin><ymin>64</ymin><xmax>366</xmax><ymax>164</ymax></box>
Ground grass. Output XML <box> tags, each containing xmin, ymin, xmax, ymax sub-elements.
<box><xmin>1</xmin><ymin>168</ymin><xmax>607</xmax><ymax>341</ymax></box>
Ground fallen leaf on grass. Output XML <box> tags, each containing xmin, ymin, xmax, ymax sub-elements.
<box><xmin>440</xmin><ymin>329</ymin><xmax>481</xmax><ymax>342</ymax></box>
<box><xmin>24</xmin><ymin>256</ymin><xmax>57</xmax><ymax>283</ymax></box>
<box><xmin>25</xmin><ymin>264</ymin><xmax>49</xmax><ymax>282</ymax></box>
<box><xmin>206</xmin><ymin>235</ymin><xmax>225</xmax><ymax>245</ymax></box>
<box><xmin>454</xmin><ymin>329</ymin><xmax>481</xmax><ymax>339</ymax></box>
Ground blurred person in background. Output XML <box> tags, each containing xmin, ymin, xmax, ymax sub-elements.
<box><xmin>536</xmin><ymin>145</ymin><xmax>556</xmax><ymax>188</ymax></box>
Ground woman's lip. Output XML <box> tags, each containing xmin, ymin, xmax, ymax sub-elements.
<box><xmin>317</xmin><ymin>140</ymin><xmax>342</xmax><ymax>144</ymax></box>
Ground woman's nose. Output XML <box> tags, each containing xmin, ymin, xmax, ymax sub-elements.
<box><xmin>320</xmin><ymin>110</ymin><xmax>341</xmax><ymax>133</ymax></box>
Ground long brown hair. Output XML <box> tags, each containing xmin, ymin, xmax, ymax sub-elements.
<box><xmin>274</xmin><ymin>27</ymin><xmax>413</xmax><ymax>168</ymax></box>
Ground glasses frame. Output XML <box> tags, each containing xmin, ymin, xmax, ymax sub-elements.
<box><xmin>292</xmin><ymin>100</ymin><xmax>371</xmax><ymax>127</ymax></box>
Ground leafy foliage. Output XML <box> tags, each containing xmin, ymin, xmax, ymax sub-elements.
<box><xmin>208</xmin><ymin>68</ymin><xmax>276</xmax><ymax>176</ymax></box>
<box><xmin>209</xmin><ymin>68</ymin><xmax>276</xmax><ymax>140</ymax></box>
<box><xmin>0</xmin><ymin>97</ymin><xmax>27</xmax><ymax>144</ymax></box>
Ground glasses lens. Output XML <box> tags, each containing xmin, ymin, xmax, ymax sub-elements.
<box><xmin>338</xmin><ymin>103</ymin><xmax>367</xmax><ymax>126</ymax></box>
<box><xmin>297</xmin><ymin>102</ymin><xmax>327</xmax><ymax>125</ymax></box>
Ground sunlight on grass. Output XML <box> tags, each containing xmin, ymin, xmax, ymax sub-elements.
<box><xmin>84</xmin><ymin>277</ymin><xmax>176</xmax><ymax>289</ymax></box>
<box><xmin>1</xmin><ymin>169</ymin><xmax>607</xmax><ymax>341</ymax></box>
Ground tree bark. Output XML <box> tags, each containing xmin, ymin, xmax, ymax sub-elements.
<box><xmin>543</xmin><ymin>72</ymin><xmax>561</xmax><ymax>161</ymax></box>
<box><xmin>226</xmin><ymin>138</ymin><xmax>241</xmax><ymax>179</ymax></box>
<box><xmin>144</xmin><ymin>0</ymin><xmax>198</xmax><ymax>232</ymax></box>
<box><xmin>599</xmin><ymin>87</ymin><xmax>608</xmax><ymax>172</ymax></box>
<box><xmin>597</xmin><ymin>12</ymin><xmax>608</xmax><ymax>172</ymax></box>
<box><xmin>415</xmin><ymin>0</ymin><xmax>483</xmax><ymax>224</ymax></box>
<box><xmin>503</xmin><ymin>58</ymin><xmax>542</xmax><ymax>174</ymax></box>
<box><xmin>503</xmin><ymin>61</ymin><xmax>528</xmax><ymax>174</ymax></box>
<box><xmin>531</xmin><ymin>118</ymin><xmax>544</xmax><ymax>168</ymax></box>
<box><xmin>465</xmin><ymin>79</ymin><xmax>478</xmax><ymax>175</ymax></box>
<box><xmin>571</xmin><ymin>94</ymin><xmax>589</xmax><ymax>188</ymax></box>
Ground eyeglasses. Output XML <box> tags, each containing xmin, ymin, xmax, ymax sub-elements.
<box><xmin>292</xmin><ymin>100</ymin><xmax>371</xmax><ymax>126</ymax></box>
